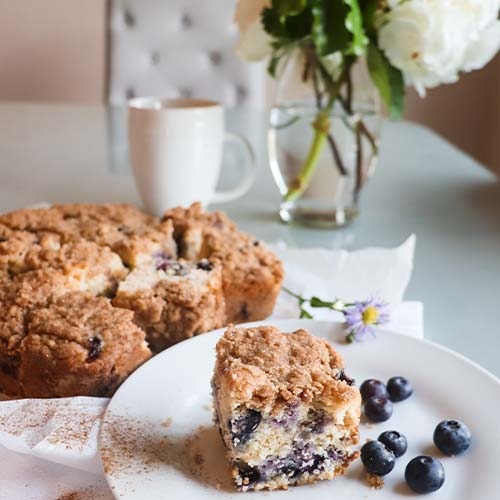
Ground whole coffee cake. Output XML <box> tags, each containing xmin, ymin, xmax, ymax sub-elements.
<box><xmin>212</xmin><ymin>325</ymin><xmax>360</xmax><ymax>491</ymax></box>
<box><xmin>0</xmin><ymin>203</ymin><xmax>283</xmax><ymax>398</ymax></box>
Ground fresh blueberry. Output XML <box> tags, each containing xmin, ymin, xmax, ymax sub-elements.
<box><xmin>229</xmin><ymin>410</ymin><xmax>262</xmax><ymax>445</ymax></box>
<box><xmin>364</xmin><ymin>396</ymin><xmax>393</xmax><ymax>422</ymax></box>
<box><xmin>360</xmin><ymin>440</ymin><xmax>396</xmax><ymax>476</ymax></box>
<box><xmin>360</xmin><ymin>379</ymin><xmax>388</xmax><ymax>402</ymax></box>
<box><xmin>405</xmin><ymin>456</ymin><xmax>445</xmax><ymax>494</ymax></box>
<box><xmin>378</xmin><ymin>430</ymin><xmax>407</xmax><ymax>458</ymax></box>
<box><xmin>433</xmin><ymin>419</ymin><xmax>471</xmax><ymax>456</ymax></box>
<box><xmin>387</xmin><ymin>376</ymin><xmax>413</xmax><ymax>402</ymax></box>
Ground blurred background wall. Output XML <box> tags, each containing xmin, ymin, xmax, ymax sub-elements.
<box><xmin>0</xmin><ymin>0</ymin><xmax>106</xmax><ymax>103</ymax></box>
<box><xmin>0</xmin><ymin>0</ymin><xmax>499</xmax><ymax>174</ymax></box>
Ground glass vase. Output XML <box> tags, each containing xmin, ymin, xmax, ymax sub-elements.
<box><xmin>268</xmin><ymin>52</ymin><xmax>383</xmax><ymax>228</ymax></box>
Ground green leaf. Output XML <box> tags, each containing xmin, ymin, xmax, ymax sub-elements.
<box><xmin>262</xmin><ymin>6</ymin><xmax>312</xmax><ymax>41</ymax></box>
<box><xmin>311</xmin><ymin>0</ymin><xmax>367</xmax><ymax>57</ymax></box>
<box><xmin>310</xmin><ymin>296</ymin><xmax>335</xmax><ymax>308</ymax></box>
<box><xmin>284</xmin><ymin>8</ymin><xmax>313</xmax><ymax>38</ymax></box>
<box><xmin>262</xmin><ymin>7</ymin><xmax>286</xmax><ymax>38</ymax></box>
<box><xmin>345</xmin><ymin>331</ymin><xmax>355</xmax><ymax>343</ymax></box>
<box><xmin>345</xmin><ymin>0</ymin><xmax>368</xmax><ymax>55</ymax></box>
<box><xmin>366</xmin><ymin>42</ymin><xmax>405</xmax><ymax>119</ymax></box>
<box><xmin>268</xmin><ymin>52</ymin><xmax>283</xmax><ymax>77</ymax></box>
<box><xmin>272</xmin><ymin>0</ymin><xmax>307</xmax><ymax>17</ymax></box>
<box><xmin>300</xmin><ymin>308</ymin><xmax>313</xmax><ymax>319</ymax></box>
<box><xmin>361</xmin><ymin>0</ymin><xmax>379</xmax><ymax>34</ymax></box>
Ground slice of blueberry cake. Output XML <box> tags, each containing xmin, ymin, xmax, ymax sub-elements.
<box><xmin>113</xmin><ymin>257</ymin><xmax>225</xmax><ymax>352</ymax></box>
<box><xmin>212</xmin><ymin>325</ymin><xmax>361</xmax><ymax>491</ymax></box>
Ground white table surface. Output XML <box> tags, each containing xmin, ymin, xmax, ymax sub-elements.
<box><xmin>0</xmin><ymin>102</ymin><xmax>499</xmax><ymax>498</ymax></box>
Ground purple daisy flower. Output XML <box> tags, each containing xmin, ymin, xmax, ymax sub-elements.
<box><xmin>344</xmin><ymin>298</ymin><xmax>390</xmax><ymax>343</ymax></box>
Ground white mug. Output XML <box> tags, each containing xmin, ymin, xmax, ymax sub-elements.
<box><xmin>128</xmin><ymin>97</ymin><xmax>256</xmax><ymax>215</ymax></box>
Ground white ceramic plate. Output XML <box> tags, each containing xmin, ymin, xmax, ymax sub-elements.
<box><xmin>99</xmin><ymin>320</ymin><xmax>500</xmax><ymax>499</ymax></box>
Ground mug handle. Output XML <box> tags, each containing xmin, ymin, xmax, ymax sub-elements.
<box><xmin>212</xmin><ymin>132</ymin><xmax>256</xmax><ymax>204</ymax></box>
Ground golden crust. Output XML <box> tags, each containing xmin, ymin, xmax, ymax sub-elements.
<box><xmin>0</xmin><ymin>269</ymin><xmax>77</xmax><ymax>395</ymax></box>
<box><xmin>20</xmin><ymin>293</ymin><xmax>151</xmax><ymax>398</ymax></box>
<box><xmin>0</xmin><ymin>203</ymin><xmax>283</xmax><ymax>398</ymax></box>
<box><xmin>0</xmin><ymin>203</ymin><xmax>155</xmax><ymax>242</ymax></box>
<box><xmin>113</xmin><ymin>263</ymin><xmax>226</xmax><ymax>351</ymax></box>
<box><xmin>162</xmin><ymin>203</ymin><xmax>284</xmax><ymax>323</ymax></box>
<box><xmin>214</xmin><ymin>326</ymin><xmax>360</xmax><ymax>415</ymax></box>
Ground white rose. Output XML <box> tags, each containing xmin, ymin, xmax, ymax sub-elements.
<box><xmin>462</xmin><ymin>21</ymin><xmax>500</xmax><ymax>72</ymax></box>
<box><xmin>378</xmin><ymin>0</ymin><xmax>500</xmax><ymax>96</ymax></box>
<box><xmin>234</xmin><ymin>0</ymin><xmax>272</xmax><ymax>61</ymax></box>
<box><xmin>462</xmin><ymin>0</ymin><xmax>500</xmax><ymax>32</ymax></box>
<box><xmin>378</xmin><ymin>0</ymin><xmax>470</xmax><ymax>96</ymax></box>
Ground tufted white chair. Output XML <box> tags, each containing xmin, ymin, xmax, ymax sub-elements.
<box><xmin>108</xmin><ymin>0</ymin><xmax>266</xmax><ymax>107</ymax></box>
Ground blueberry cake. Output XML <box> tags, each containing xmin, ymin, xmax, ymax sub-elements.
<box><xmin>163</xmin><ymin>203</ymin><xmax>283</xmax><ymax>324</ymax></box>
<box><xmin>20</xmin><ymin>293</ymin><xmax>151</xmax><ymax>398</ymax></box>
<box><xmin>0</xmin><ymin>203</ymin><xmax>282</xmax><ymax>398</ymax></box>
<box><xmin>113</xmin><ymin>257</ymin><xmax>225</xmax><ymax>351</ymax></box>
<box><xmin>212</xmin><ymin>326</ymin><xmax>361</xmax><ymax>491</ymax></box>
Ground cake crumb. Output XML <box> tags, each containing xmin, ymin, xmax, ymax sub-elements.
<box><xmin>366</xmin><ymin>473</ymin><xmax>384</xmax><ymax>489</ymax></box>
<box><xmin>161</xmin><ymin>417</ymin><xmax>172</xmax><ymax>428</ymax></box>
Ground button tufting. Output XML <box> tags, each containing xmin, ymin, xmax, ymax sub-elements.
<box><xmin>151</xmin><ymin>52</ymin><xmax>161</xmax><ymax>65</ymax></box>
<box><xmin>108</xmin><ymin>1</ymin><xmax>264</xmax><ymax>106</ymax></box>
<box><xmin>181</xmin><ymin>13</ymin><xmax>193</xmax><ymax>29</ymax></box>
<box><xmin>235</xmin><ymin>85</ymin><xmax>247</xmax><ymax>104</ymax></box>
<box><xmin>124</xmin><ymin>10</ymin><xmax>135</xmax><ymax>28</ymax></box>
<box><xmin>209</xmin><ymin>51</ymin><xmax>223</xmax><ymax>66</ymax></box>
<box><xmin>179</xmin><ymin>88</ymin><xmax>193</xmax><ymax>99</ymax></box>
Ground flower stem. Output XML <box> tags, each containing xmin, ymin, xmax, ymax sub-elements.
<box><xmin>284</xmin><ymin>112</ymin><xmax>330</xmax><ymax>202</ymax></box>
<box><xmin>284</xmin><ymin>63</ymin><xmax>350</xmax><ymax>202</ymax></box>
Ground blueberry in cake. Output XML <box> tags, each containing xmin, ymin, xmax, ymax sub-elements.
<box><xmin>113</xmin><ymin>257</ymin><xmax>225</xmax><ymax>352</ymax></box>
<box><xmin>212</xmin><ymin>325</ymin><xmax>361</xmax><ymax>491</ymax></box>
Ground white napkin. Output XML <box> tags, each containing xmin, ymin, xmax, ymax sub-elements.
<box><xmin>0</xmin><ymin>237</ymin><xmax>422</xmax><ymax>499</ymax></box>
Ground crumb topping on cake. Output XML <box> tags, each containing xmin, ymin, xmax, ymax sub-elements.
<box><xmin>0</xmin><ymin>202</ymin><xmax>283</xmax><ymax>397</ymax></box>
<box><xmin>0</xmin><ymin>269</ymin><xmax>75</xmax><ymax>352</ymax></box>
<box><xmin>26</xmin><ymin>293</ymin><xmax>150</xmax><ymax>366</ymax></box>
<box><xmin>214</xmin><ymin>326</ymin><xmax>358</xmax><ymax>414</ymax></box>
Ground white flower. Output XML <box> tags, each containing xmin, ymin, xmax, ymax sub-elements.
<box><xmin>463</xmin><ymin>21</ymin><xmax>500</xmax><ymax>71</ymax></box>
<box><xmin>378</xmin><ymin>0</ymin><xmax>500</xmax><ymax>96</ymax></box>
<box><xmin>463</xmin><ymin>0</ymin><xmax>500</xmax><ymax>32</ymax></box>
<box><xmin>234</xmin><ymin>0</ymin><xmax>272</xmax><ymax>61</ymax></box>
